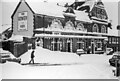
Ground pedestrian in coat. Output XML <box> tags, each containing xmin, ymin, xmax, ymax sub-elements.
<box><xmin>29</xmin><ymin>50</ymin><xmax>35</xmax><ymax>64</ymax></box>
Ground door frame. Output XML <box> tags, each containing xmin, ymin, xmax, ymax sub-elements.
<box><xmin>91</xmin><ymin>42</ymin><xmax>95</xmax><ymax>54</ymax></box>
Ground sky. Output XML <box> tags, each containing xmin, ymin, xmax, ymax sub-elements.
<box><xmin>0</xmin><ymin>0</ymin><xmax>119</xmax><ymax>36</ymax></box>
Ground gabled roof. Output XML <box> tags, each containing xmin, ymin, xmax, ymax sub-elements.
<box><xmin>79</xmin><ymin>0</ymin><xmax>105</xmax><ymax>12</ymax></box>
<box><xmin>11</xmin><ymin>0</ymin><xmax>34</xmax><ymax>18</ymax></box>
<box><xmin>11</xmin><ymin>0</ymin><xmax>91</xmax><ymax>22</ymax></box>
<box><xmin>23</xmin><ymin>0</ymin><xmax>91</xmax><ymax>22</ymax></box>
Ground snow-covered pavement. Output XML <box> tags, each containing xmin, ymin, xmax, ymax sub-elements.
<box><xmin>1</xmin><ymin>47</ymin><xmax>118</xmax><ymax>79</ymax></box>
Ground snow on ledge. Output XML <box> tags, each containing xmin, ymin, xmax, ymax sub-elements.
<box><xmin>35</xmin><ymin>28</ymin><xmax>108</xmax><ymax>36</ymax></box>
<box><xmin>35</xmin><ymin>34</ymin><xmax>107</xmax><ymax>39</ymax></box>
<box><xmin>8</xmin><ymin>34</ymin><xmax>32</xmax><ymax>41</ymax></box>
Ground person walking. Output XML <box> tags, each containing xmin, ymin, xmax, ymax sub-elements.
<box><xmin>29</xmin><ymin>50</ymin><xmax>35</xmax><ymax>64</ymax></box>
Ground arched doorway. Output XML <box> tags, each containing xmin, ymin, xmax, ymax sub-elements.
<box><xmin>67</xmin><ymin>38</ymin><xmax>72</xmax><ymax>52</ymax></box>
<box><xmin>91</xmin><ymin>42</ymin><xmax>95</xmax><ymax>54</ymax></box>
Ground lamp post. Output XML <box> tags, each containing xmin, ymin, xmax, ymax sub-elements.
<box><xmin>42</xmin><ymin>15</ymin><xmax>45</xmax><ymax>48</ymax></box>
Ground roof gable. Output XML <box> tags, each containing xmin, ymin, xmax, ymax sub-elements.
<box><xmin>11</xmin><ymin>0</ymin><xmax>91</xmax><ymax>22</ymax></box>
<box><xmin>11</xmin><ymin>0</ymin><xmax>34</xmax><ymax>18</ymax></box>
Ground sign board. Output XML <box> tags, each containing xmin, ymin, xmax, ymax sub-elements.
<box><xmin>18</xmin><ymin>11</ymin><xmax>28</xmax><ymax>31</ymax></box>
<box><xmin>52</xmin><ymin>32</ymin><xmax>61</xmax><ymax>35</ymax></box>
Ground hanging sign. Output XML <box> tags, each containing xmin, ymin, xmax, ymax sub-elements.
<box><xmin>18</xmin><ymin>11</ymin><xmax>28</xmax><ymax>31</ymax></box>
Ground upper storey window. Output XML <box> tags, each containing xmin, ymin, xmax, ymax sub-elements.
<box><xmin>93</xmin><ymin>24</ymin><xmax>99</xmax><ymax>32</ymax></box>
<box><xmin>64</xmin><ymin>20</ymin><xmax>74</xmax><ymax>30</ymax></box>
<box><xmin>101</xmin><ymin>25</ymin><xmax>106</xmax><ymax>33</ymax></box>
<box><xmin>49</xmin><ymin>19</ymin><xmax>63</xmax><ymax>30</ymax></box>
<box><xmin>91</xmin><ymin>7</ymin><xmax>108</xmax><ymax>20</ymax></box>
<box><xmin>76</xmin><ymin>23</ymin><xmax>85</xmax><ymax>31</ymax></box>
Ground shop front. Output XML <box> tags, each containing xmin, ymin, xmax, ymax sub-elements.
<box><xmin>35</xmin><ymin>33</ymin><xmax>107</xmax><ymax>54</ymax></box>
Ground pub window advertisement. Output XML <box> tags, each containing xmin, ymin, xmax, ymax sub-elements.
<box><xmin>18</xmin><ymin>11</ymin><xmax>28</xmax><ymax>31</ymax></box>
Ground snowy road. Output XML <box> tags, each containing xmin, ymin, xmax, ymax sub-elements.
<box><xmin>0</xmin><ymin>47</ymin><xmax>118</xmax><ymax>79</ymax></box>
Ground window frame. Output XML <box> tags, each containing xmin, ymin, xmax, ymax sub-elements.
<box><xmin>93</xmin><ymin>24</ymin><xmax>99</xmax><ymax>32</ymax></box>
<box><xmin>101</xmin><ymin>25</ymin><xmax>106</xmax><ymax>33</ymax></box>
<box><xmin>76</xmin><ymin>23</ymin><xmax>85</xmax><ymax>31</ymax></box>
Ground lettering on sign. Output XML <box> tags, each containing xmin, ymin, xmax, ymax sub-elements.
<box><xmin>52</xmin><ymin>32</ymin><xmax>61</xmax><ymax>35</ymax></box>
<box><xmin>18</xmin><ymin>11</ymin><xmax>28</xmax><ymax>31</ymax></box>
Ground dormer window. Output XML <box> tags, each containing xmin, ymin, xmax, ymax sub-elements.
<box><xmin>93</xmin><ymin>24</ymin><xmax>98</xmax><ymax>32</ymax></box>
<box><xmin>50</xmin><ymin>19</ymin><xmax>63</xmax><ymax>30</ymax></box>
<box><xmin>65</xmin><ymin>7</ymin><xmax>75</xmax><ymax>14</ymax></box>
<box><xmin>64</xmin><ymin>20</ymin><xmax>74</xmax><ymax>30</ymax></box>
<box><xmin>76</xmin><ymin>23</ymin><xmax>85</xmax><ymax>31</ymax></box>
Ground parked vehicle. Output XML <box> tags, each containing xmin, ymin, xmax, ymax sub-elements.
<box><xmin>105</xmin><ymin>48</ymin><xmax>113</xmax><ymax>55</ymax></box>
<box><xmin>109</xmin><ymin>52</ymin><xmax>120</xmax><ymax>67</ymax></box>
<box><xmin>113</xmin><ymin>51</ymin><xmax>120</xmax><ymax>56</ymax></box>
<box><xmin>0</xmin><ymin>49</ymin><xmax>21</xmax><ymax>63</ymax></box>
<box><xmin>76</xmin><ymin>49</ymin><xmax>86</xmax><ymax>56</ymax></box>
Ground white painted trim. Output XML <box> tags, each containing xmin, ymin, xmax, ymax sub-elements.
<box><xmin>35</xmin><ymin>28</ymin><xmax>109</xmax><ymax>36</ymax></box>
<box><xmin>35</xmin><ymin>34</ymin><xmax>107</xmax><ymax>39</ymax></box>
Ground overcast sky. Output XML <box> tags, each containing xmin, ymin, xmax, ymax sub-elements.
<box><xmin>0</xmin><ymin>0</ymin><xmax>119</xmax><ymax>36</ymax></box>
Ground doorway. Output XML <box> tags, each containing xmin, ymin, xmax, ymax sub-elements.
<box><xmin>68</xmin><ymin>42</ymin><xmax>71</xmax><ymax>52</ymax></box>
<box><xmin>91</xmin><ymin>43</ymin><xmax>95</xmax><ymax>54</ymax></box>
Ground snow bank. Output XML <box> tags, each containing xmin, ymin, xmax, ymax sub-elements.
<box><xmin>2</xmin><ymin>62</ymin><xmax>25</xmax><ymax>79</ymax></box>
<box><xmin>2</xmin><ymin>61</ymin><xmax>116</xmax><ymax>79</ymax></box>
<box><xmin>20</xmin><ymin>47</ymin><xmax>80</xmax><ymax>64</ymax></box>
<box><xmin>2</xmin><ymin>47</ymin><xmax>118</xmax><ymax>79</ymax></box>
<box><xmin>0</xmin><ymin>64</ymin><xmax>2</xmax><ymax>80</ymax></box>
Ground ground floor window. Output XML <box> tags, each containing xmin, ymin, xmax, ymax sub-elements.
<box><xmin>51</xmin><ymin>38</ymin><xmax>61</xmax><ymax>51</ymax></box>
<box><xmin>78</xmin><ymin>42</ymin><xmax>84</xmax><ymax>49</ymax></box>
<box><xmin>96</xmin><ymin>40</ymin><xmax>102</xmax><ymax>50</ymax></box>
<box><xmin>77</xmin><ymin>39</ymin><xmax>84</xmax><ymax>49</ymax></box>
<box><xmin>35</xmin><ymin>37</ymin><xmax>105</xmax><ymax>53</ymax></box>
<box><xmin>36</xmin><ymin>37</ymin><xmax>43</xmax><ymax>47</ymax></box>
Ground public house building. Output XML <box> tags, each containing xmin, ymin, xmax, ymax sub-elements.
<box><xmin>8</xmin><ymin>0</ymin><xmax>120</xmax><ymax>55</ymax></box>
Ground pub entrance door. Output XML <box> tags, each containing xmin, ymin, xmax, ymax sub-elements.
<box><xmin>68</xmin><ymin>42</ymin><xmax>71</xmax><ymax>52</ymax></box>
<box><xmin>91</xmin><ymin>42</ymin><xmax>95</xmax><ymax>54</ymax></box>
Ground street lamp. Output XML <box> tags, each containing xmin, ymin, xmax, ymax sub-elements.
<box><xmin>42</xmin><ymin>15</ymin><xmax>45</xmax><ymax>48</ymax></box>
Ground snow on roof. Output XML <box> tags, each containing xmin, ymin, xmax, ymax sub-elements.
<box><xmin>35</xmin><ymin>28</ymin><xmax>108</xmax><ymax>36</ymax></box>
<box><xmin>0</xmin><ymin>48</ymin><xmax>11</xmax><ymax>54</ymax></box>
<box><xmin>75</xmin><ymin>10</ymin><xmax>91</xmax><ymax>22</ymax></box>
<box><xmin>0</xmin><ymin>25</ymin><xmax>11</xmax><ymax>33</ymax></box>
<box><xmin>27</xmin><ymin>2</ymin><xmax>66</xmax><ymax>18</ymax></box>
<box><xmin>8</xmin><ymin>34</ymin><xmax>24</xmax><ymax>41</ymax></box>
<box><xmin>26</xmin><ymin>1</ymin><xmax>91</xmax><ymax>22</ymax></box>
<box><xmin>8</xmin><ymin>34</ymin><xmax>33</xmax><ymax>41</ymax></box>
<box><xmin>108</xmin><ymin>29</ymin><xmax>119</xmax><ymax>36</ymax></box>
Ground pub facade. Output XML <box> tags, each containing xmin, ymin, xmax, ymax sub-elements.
<box><xmin>11</xmin><ymin>0</ymin><xmax>115</xmax><ymax>54</ymax></box>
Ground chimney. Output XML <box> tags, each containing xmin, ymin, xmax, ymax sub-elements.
<box><xmin>20</xmin><ymin>0</ymin><xmax>25</xmax><ymax>2</ymax></box>
<box><xmin>75</xmin><ymin>0</ymin><xmax>79</xmax><ymax>2</ymax></box>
